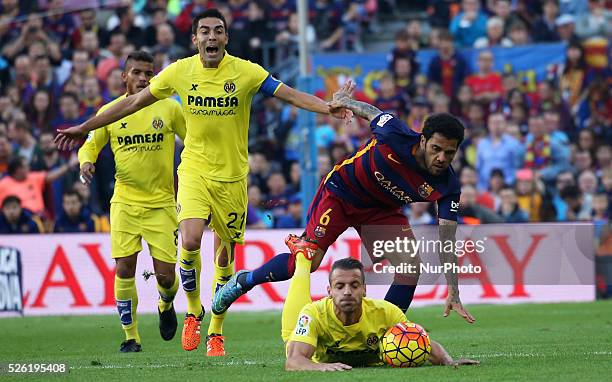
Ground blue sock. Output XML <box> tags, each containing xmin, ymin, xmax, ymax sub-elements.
<box><xmin>384</xmin><ymin>283</ymin><xmax>417</xmax><ymax>313</ymax></box>
<box><xmin>241</xmin><ymin>253</ymin><xmax>293</xmax><ymax>290</ymax></box>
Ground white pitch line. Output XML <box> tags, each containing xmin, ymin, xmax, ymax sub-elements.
<box><xmin>72</xmin><ymin>360</ymin><xmax>265</xmax><ymax>370</ymax></box>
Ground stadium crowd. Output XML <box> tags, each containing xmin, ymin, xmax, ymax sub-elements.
<box><xmin>0</xmin><ymin>0</ymin><xmax>609</xmax><ymax>252</ymax></box>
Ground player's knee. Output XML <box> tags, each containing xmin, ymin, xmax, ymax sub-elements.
<box><xmin>214</xmin><ymin>240</ymin><xmax>234</xmax><ymax>267</ymax></box>
<box><xmin>156</xmin><ymin>272</ymin><xmax>174</xmax><ymax>289</ymax></box>
<box><xmin>115</xmin><ymin>255</ymin><xmax>137</xmax><ymax>278</ymax></box>
<box><xmin>181</xmin><ymin>235</ymin><xmax>202</xmax><ymax>251</ymax></box>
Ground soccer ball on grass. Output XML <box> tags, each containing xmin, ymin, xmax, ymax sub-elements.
<box><xmin>380</xmin><ymin>321</ymin><xmax>431</xmax><ymax>367</ymax></box>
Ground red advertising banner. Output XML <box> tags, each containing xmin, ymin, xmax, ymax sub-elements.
<box><xmin>0</xmin><ymin>226</ymin><xmax>594</xmax><ymax>316</ymax></box>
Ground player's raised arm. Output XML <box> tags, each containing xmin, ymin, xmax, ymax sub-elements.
<box><xmin>439</xmin><ymin>218</ymin><xmax>476</xmax><ymax>324</ymax></box>
<box><xmin>273</xmin><ymin>81</ymin><xmax>353</xmax><ymax>120</ymax></box>
<box><xmin>327</xmin><ymin>81</ymin><xmax>382</xmax><ymax>123</ymax></box>
<box><xmin>285</xmin><ymin>341</ymin><xmax>352</xmax><ymax>372</ymax></box>
<box><xmin>54</xmin><ymin>87</ymin><xmax>159</xmax><ymax>151</ymax></box>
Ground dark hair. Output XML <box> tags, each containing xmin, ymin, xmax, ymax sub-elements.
<box><xmin>490</xmin><ymin>168</ymin><xmax>505</xmax><ymax>179</ymax></box>
<box><xmin>564</xmin><ymin>41</ymin><xmax>586</xmax><ymax>73</ymax></box>
<box><xmin>63</xmin><ymin>189</ymin><xmax>82</xmax><ymax>202</ymax></box>
<box><xmin>560</xmin><ymin>185</ymin><xmax>581</xmax><ymax>200</ymax></box>
<box><xmin>329</xmin><ymin>258</ymin><xmax>365</xmax><ymax>283</ymax></box>
<box><xmin>1</xmin><ymin>195</ymin><xmax>21</xmax><ymax>208</ymax></box>
<box><xmin>124</xmin><ymin>50</ymin><xmax>154</xmax><ymax>70</ymax></box>
<box><xmin>438</xmin><ymin>29</ymin><xmax>454</xmax><ymax>42</ymax></box>
<box><xmin>60</xmin><ymin>91</ymin><xmax>79</xmax><ymax>103</ymax></box>
<box><xmin>7</xmin><ymin>156</ymin><xmax>25</xmax><ymax>177</ymax></box>
<box><xmin>192</xmin><ymin>9</ymin><xmax>227</xmax><ymax>35</ymax></box>
<box><xmin>422</xmin><ymin>113</ymin><xmax>465</xmax><ymax>145</ymax></box>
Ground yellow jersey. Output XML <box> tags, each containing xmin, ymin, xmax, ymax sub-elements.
<box><xmin>148</xmin><ymin>53</ymin><xmax>282</xmax><ymax>182</ymax></box>
<box><xmin>289</xmin><ymin>297</ymin><xmax>407</xmax><ymax>367</ymax></box>
<box><xmin>78</xmin><ymin>95</ymin><xmax>186</xmax><ymax>208</ymax></box>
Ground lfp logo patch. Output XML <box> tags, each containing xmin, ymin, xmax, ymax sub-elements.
<box><xmin>295</xmin><ymin>314</ymin><xmax>311</xmax><ymax>336</ymax></box>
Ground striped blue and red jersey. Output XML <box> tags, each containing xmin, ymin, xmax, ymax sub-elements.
<box><xmin>324</xmin><ymin>113</ymin><xmax>461</xmax><ymax>221</ymax></box>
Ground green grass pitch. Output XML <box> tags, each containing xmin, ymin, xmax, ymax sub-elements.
<box><xmin>1</xmin><ymin>301</ymin><xmax>611</xmax><ymax>381</ymax></box>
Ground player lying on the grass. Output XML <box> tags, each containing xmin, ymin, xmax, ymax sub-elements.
<box><xmin>213</xmin><ymin>81</ymin><xmax>475</xmax><ymax>332</ymax></box>
<box><xmin>78</xmin><ymin>51</ymin><xmax>186</xmax><ymax>353</ymax></box>
<box><xmin>56</xmin><ymin>9</ymin><xmax>351</xmax><ymax>357</ymax></box>
<box><xmin>284</xmin><ymin>256</ymin><xmax>479</xmax><ymax>371</ymax></box>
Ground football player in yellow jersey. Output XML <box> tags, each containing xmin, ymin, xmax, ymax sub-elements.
<box><xmin>56</xmin><ymin>9</ymin><xmax>349</xmax><ymax>356</ymax></box>
<box><xmin>78</xmin><ymin>51</ymin><xmax>186</xmax><ymax>353</ymax></box>
<box><xmin>285</xmin><ymin>257</ymin><xmax>479</xmax><ymax>371</ymax></box>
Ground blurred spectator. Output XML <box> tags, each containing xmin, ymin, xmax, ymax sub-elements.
<box><xmin>23</xmin><ymin>55</ymin><xmax>60</xmax><ymax>103</ymax></box>
<box><xmin>81</xmin><ymin>76</ymin><xmax>104</xmax><ymax>117</ymax></box>
<box><xmin>406</xmin><ymin>96</ymin><xmax>431</xmax><ymax>133</ymax></box>
<box><xmin>466</xmin><ymin>101</ymin><xmax>486</xmax><ymax>130</ymax></box>
<box><xmin>450</xmin><ymin>0</ymin><xmax>488</xmax><ymax>47</ymax></box>
<box><xmin>241</xmin><ymin>1</ymin><xmax>275</xmax><ymax>64</ymax></box>
<box><xmin>0</xmin><ymin>155</ymin><xmax>78</xmax><ymax>215</ymax></box>
<box><xmin>97</xmin><ymin>31</ymin><xmax>125</xmax><ymax>81</ymax></box>
<box><xmin>577</xmin><ymin>128</ymin><xmax>596</xmax><ymax>155</ymax></box>
<box><xmin>575</xmin><ymin>0</ymin><xmax>612</xmax><ymax>39</ymax></box>
<box><xmin>465</xmin><ymin>50</ymin><xmax>503</xmax><ymax>104</ymax></box>
<box><xmin>426</xmin><ymin>0</ymin><xmax>458</xmax><ymax>28</ymax></box>
<box><xmin>392</xmin><ymin>55</ymin><xmax>418</xmax><ymax>95</ymax></box>
<box><xmin>71</xmin><ymin>9</ymin><xmax>101</xmax><ymax>50</ymax></box>
<box><xmin>31</xmin><ymin>131</ymin><xmax>78</xmax><ymax>218</ymax></box>
<box><xmin>558</xmin><ymin>46</ymin><xmax>588</xmax><ymax>114</ymax></box>
<box><xmin>555</xmin><ymin>14</ymin><xmax>579</xmax><ymax>42</ymax></box>
<box><xmin>106</xmin><ymin>7</ymin><xmax>144</xmax><ymax>49</ymax></box>
<box><xmin>175</xmin><ymin>0</ymin><xmax>216</xmax><ymax>36</ymax></box>
<box><xmin>474</xmin><ymin>16</ymin><xmax>513</xmax><ymax>48</ymax></box>
<box><xmin>406</xmin><ymin>202</ymin><xmax>434</xmax><ymax>225</ymax></box>
<box><xmin>406</xmin><ymin>19</ymin><xmax>428</xmax><ymax>49</ymax></box>
<box><xmin>53</xmin><ymin>189</ymin><xmax>96</xmax><ymax>233</ymax></box>
<box><xmin>266</xmin><ymin>0</ymin><xmax>294</xmax><ymax>33</ymax></box>
<box><xmin>249</xmin><ymin>152</ymin><xmax>272</xmax><ymax>195</ymax></box>
<box><xmin>10</xmin><ymin>119</ymin><xmax>40</xmax><ymax>163</ymax></box>
<box><xmin>427</xmin><ymin>30</ymin><xmax>470</xmax><ymax>99</ymax></box>
<box><xmin>247</xmin><ymin>184</ymin><xmax>271</xmax><ymax>228</ymax></box>
<box><xmin>2</xmin><ymin>15</ymin><xmax>61</xmax><ymax>63</ymax></box>
<box><xmin>387</xmin><ymin>29</ymin><xmax>417</xmax><ymax>73</ymax></box>
<box><xmin>538</xmin><ymin>81</ymin><xmax>574</xmax><ymax>136</ymax></box>
<box><xmin>317</xmin><ymin>153</ymin><xmax>332</xmax><ymax>179</ymax></box>
<box><xmin>459</xmin><ymin>165</ymin><xmax>496</xmax><ymax>210</ymax></box>
<box><xmin>432</xmin><ymin>93</ymin><xmax>451</xmax><ymax>114</ymax></box>
<box><xmin>153</xmin><ymin>23</ymin><xmax>188</xmax><ymax>61</ymax></box>
<box><xmin>515</xmin><ymin>168</ymin><xmax>544</xmax><ymax>221</ymax></box>
<box><xmin>498</xmin><ymin>185</ymin><xmax>530</xmax><ymax>222</ymax></box>
<box><xmin>44</xmin><ymin>0</ymin><xmax>76</xmax><ymax>49</ymax></box>
<box><xmin>574</xmin><ymin>150</ymin><xmax>593</xmax><ymax>172</ymax></box>
<box><xmin>491</xmin><ymin>0</ymin><xmax>521</xmax><ymax>33</ymax></box>
<box><xmin>0</xmin><ymin>133</ymin><xmax>12</xmax><ymax>175</ymax></box>
<box><xmin>315</xmin><ymin>115</ymin><xmax>338</xmax><ymax>151</ymax></box>
<box><xmin>275</xmin><ymin>12</ymin><xmax>315</xmax><ymax>61</ymax></box>
<box><xmin>375</xmin><ymin>72</ymin><xmax>408</xmax><ymax>117</ymax></box>
<box><xmin>524</xmin><ymin>114</ymin><xmax>571</xmax><ymax>183</ymax></box>
<box><xmin>508</xmin><ymin>20</ymin><xmax>530</xmax><ymax>45</ymax></box>
<box><xmin>560</xmin><ymin>184</ymin><xmax>590</xmax><ymax>221</ymax></box>
<box><xmin>266</xmin><ymin>171</ymin><xmax>291</xmax><ymax>217</ymax></box>
<box><xmin>143</xmin><ymin>7</ymin><xmax>176</xmax><ymax>48</ymax></box>
<box><xmin>51</xmin><ymin>92</ymin><xmax>85</xmax><ymax>130</ymax></box>
<box><xmin>0</xmin><ymin>195</ymin><xmax>44</xmax><ymax>234</ymax></box>
<box><xmin>25</xmin><ymin>89</ymin><xmax>54</xmax><ymax>134</ymax></box>
<box><xmin>459</xmin><ymin>184</ymin><xmax>504</xmax><ymax>224</ymax></box>
<box><xmin>287</xmin><ymin>161</ymin><xmax>301</xmax><ymax>195</ymax></box>
<box><xmin>532</xmin><ymin>0</ymin><xmax>561</xmax><ymax>42</ymax></box>
<box><xmin>102</xmin><ymin>67</ymin><xmax>125</xmax><ymax>102</ymax></box>
<box><xmin>312</xmin><ymin>0</ymin><xmax>345</xmax><ymax>51</ymax></box>
<box><xmin>552</xmin><ymin>170</ymin><xmax>576</xmax><ymax>221</ymax></box>
<box><xmin>576</xmin><ymin>81</ymin><xmax>612</xmax><ymax>132</ymax></box>
<box><xmin>543</xmin><ymin>109</ymin><xmax>570</xmax><ymax>144</ymax></box>
<box><xmin>595</xmin><ymin>145</ymin><xmax>611</xmax><ymax>177</ymax></box>
<box><xmin>275</xmin><ymin>195</ymin><xmax>302</xmax><ymax>228</ymax></box>
<box><xmin>476</xmin><ymin>113</ymin><xmax>524</xmax><ymax>190</ymax></box>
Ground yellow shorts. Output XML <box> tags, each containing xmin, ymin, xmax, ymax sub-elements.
<box><xmin>177</xmin><ymin>166</ymin><xmax>248</xmax><ymax>244</ymax></box>
<box><xmin>110</xmin><ymin>202</ymin><xmax>178</xmax><ymax>264</ymax></box>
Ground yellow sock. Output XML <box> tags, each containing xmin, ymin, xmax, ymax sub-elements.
<box><xmin>115</xmin><ymin>276</ymin><xmax>140</xmax><ymax>343</ymax></box>
<box><xmin>179</xmin><ymin>247</ymin><xmax>203</xmax><ymax>317</ymax></box>
<box><xmin>281</xmin><ymin>252</ymin><xmax>312</xmax><ymax>342</ymax></box>
<box><xmin>208</xmin><ymin>242</ymin><xmax>234</xmax><ymax>335</ymax></box>
<box><xmin>157</xmin><ymin>273</ymin><xmax>179</xmax><ymax>312</ymax></box>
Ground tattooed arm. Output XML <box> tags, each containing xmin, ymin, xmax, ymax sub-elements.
<box><xmin>439</xmin><ymin>218</ymin><xmax>476</xmax><ymax>324</ymax></box>
<box><xmin>328</xmin><ymin>80</ymin><xmax>382</xmax><ymax>123</ymax></box>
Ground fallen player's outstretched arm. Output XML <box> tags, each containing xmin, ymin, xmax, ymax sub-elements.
<box><xmin>429</xmin><ymin>340</ymin><xmax>480</xmax><ymax>366</ymax></box>
<box><xmin>285</xmin><ymin>341</ymin><xmax>352</xmax><ymax>372</ymax></box>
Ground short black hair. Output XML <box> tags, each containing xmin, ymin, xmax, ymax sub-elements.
<box><xmin>60</xmin><ymin>91</ymin><xmax>79</xmax><ymax>104</ymax></box>
<box><xmin>192</xmin><ymin>9</ymin><xmax>227</xmax><ymax>35</ymax></box>
<box><xmin>63</xmin><ymin>189</ymin><xmax>82</xmax><ymax>202</ymax></box>
<box><xmin>329</xmin><ymin>258</ymin><xmax>365</xmax><ymax>284</ymax></box>
<box><xmin>7</xmin><ymin>156</ymin><xmax>25</xmax><ymax>177</ymax></box>
<box><xmin>124</xmin><ymin>50</ymin><xmax>154</xmax><ymax>70</ymax></box>
<box><xmin>2</xmin><ymin>195</ymin><xmax>21</xmax><ymax>208</ymax></box>
<box><xmin>422</xmin><ymin>113</ymin><xmax>465</xmax><ymax>146</ymax></box>
<box><xmin>560</xmin><ymin>185</ymin><xmax>581</xmax><ymax>200</ymax></box>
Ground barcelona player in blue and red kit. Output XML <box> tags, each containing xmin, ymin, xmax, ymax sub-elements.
<box><xmin>214</xmin><ymin>82</ymin><xmax>475</xmax><ymax>336</ymax></box>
